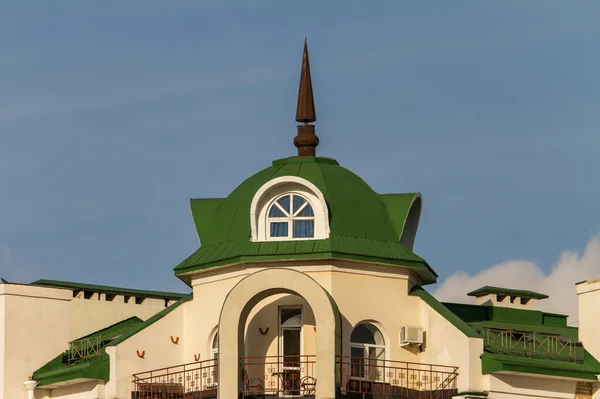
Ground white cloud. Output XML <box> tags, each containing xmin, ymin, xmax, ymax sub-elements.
<box><xmin>433</xmin><ymin>235</ymin><xmax>600</xmax><ymax>323</ymax></box>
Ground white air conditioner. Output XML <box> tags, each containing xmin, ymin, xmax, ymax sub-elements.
<box><xmin>400</xmin><ymin>325</ymin><xmax>423</xmax><ymax>347</ymax></box>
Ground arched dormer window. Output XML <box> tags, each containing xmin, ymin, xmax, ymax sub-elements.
<box><xmin>250</xmin><ymin>176</ymin><xmax>330</xmax><ymax>242</ymax></box>
<box><xmin>268</xmin><ymin>193</ymin><xmax>315</xmax><ymax>239</ymax></box>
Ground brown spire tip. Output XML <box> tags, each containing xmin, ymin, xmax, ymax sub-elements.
<box><xmin>295</xmin><ymin>39</ymin><xmax>316</xmax><ymax>123</ymax></box>
<box><xmin>294</xmin><ymin>39</ymin><xmax>319</xmax><ymax>157</ymax></box>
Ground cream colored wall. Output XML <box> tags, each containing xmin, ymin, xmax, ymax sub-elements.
<box><xmin>69</xmin><ymin>297</ymin><xmax>167</xmax><ymax>340</ymax></box>
<box><xmin>0</xmin><ymin>284</ymin><xmax>71</xmax><ymax>399</ymax></box>
<box><xmin>37</xmin><ymin>381</ymin><xmax>105</xmax><ymax>399</ymax></box>
<box><xmin>185</xmin><ymin>268</ymin><xmax>247</xmax><ymax>365</ymax></box>
<box><xmin>106</xmin><ymin>301</ymin><xmax>187</xmax><ymax>399</ymax></box>
<box><xmin>0</xmin><ymin>294</ymin><xmax>5</xmax><ymax>399</ymax></box>
<box><xmin>487</xmin><ymin>373</ymin><xmax>599</xmax><ymax>399</ymax></box>
<box><xmin>319</xmin><ymin>263</ymin><xmax>420</xmax><ymax>363</ymax></box>
<box><xmin>577</xmin><ymin>280</ymin><xmax>600</xmax><ymax>361</ymax></box>
<box><xmin>418</xmin><ymin>298</ymin><xmax>484</xmax><ymax>393</ymax></box>
<box><xmin>474</xmin><ymin>294</ymin><xmax>539</xmax><ymax>310</ymax></box>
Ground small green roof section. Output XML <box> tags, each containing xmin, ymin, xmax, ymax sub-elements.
<box><xmin>33</xmin><ymin>317</ymin><xmax>144</xmax><ymax>387</ymax></box>
<box><xmin>442</xmin><ymin>301</ymin><xmax>600</xmax><ymax>380</ymax></box>
<box><xmin>467</xmin><ymin>286</ymin><xmax>549</xmax><ymax>300</ymax></box>
<box><xmin>177</xmin><ymin>156</ymin><xmax>432</xmax><ymax>283</ymax></box>
<box><xmin>31</xmin><ymin>279</ymin><xmax>189</xmax><ymax>300</ymax></box>
<box><xmin>107</xmin><ymin>294</ymin><xmax>192</xmax><ymax>346</ymax></box>
<box><xmin>33</xmin><ymin>295</ymin><xmax>192</xmax><ymax>388</ymax></box>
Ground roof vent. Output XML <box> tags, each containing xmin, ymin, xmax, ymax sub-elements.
<box><xmin>467</xmin><ymin>286</ymin><xmax>548</xmax><ymax>310</ymax></box>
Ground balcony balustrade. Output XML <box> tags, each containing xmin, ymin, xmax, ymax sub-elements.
<box><xmin>131</xmin><ymin>355</ymin><xmax>458</xmax><ymax>399</ymax></box>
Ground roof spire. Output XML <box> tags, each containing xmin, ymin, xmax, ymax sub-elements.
<box><xmin>294</xmin><ymin>38</ymin><xmax>319</xmax><ymax>157</ymax></box>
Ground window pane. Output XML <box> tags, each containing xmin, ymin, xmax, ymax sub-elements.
<box><xmin>277</xmin><ymin>195</ymin><xmax>291</xmax><ymax>214</ymax></box>
<box><xmin>350</xmin><ymin>323</ymin><xmax>384</xmax><ymax>345</ymax></box>
<box><xmin>270</xmin><ymin>222</ymin><xmax>288</xmax><ymax>237</ymax></box>
<box><xmin>292</xmin><ymin>195</ymin><xmax>306</xmax><ymax>213</ymax></box>
<box><xmin>281</xmin><ymin>308</ymin><xmax>302</xmax><ymax>326</ymax></box>
<box><xmin>296</xmin><ymin>204</ymin><xmax>314</xmax><ymax>217</ymax></box>
<box><xmin>268</xmin><ymin>204</ymin><xmax>286</xmax><ymax>217</ymax></box>
<box><xmin>368</xmin><ymin>347</ymin><xmax>385</xmax><ymax>381</ymax></box>
<box><xmin>292</xmin><ymin>220</ymin><xmax>314</xmax><ymax>238</ymax></box>
<box><xmin>350</xmin><ymin>347</ymin><xmax>365</xmax><ymax>378</ymax></box>
<box><xmin>212</xmin><ymin>332</ymin><xmax>219</xmax><ymax>349</ymax></box>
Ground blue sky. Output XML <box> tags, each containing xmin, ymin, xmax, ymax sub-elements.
<box><xmin>1</xmin><ymin>1</ymin><xmax>599</xmax><ymax>297</ymax></box>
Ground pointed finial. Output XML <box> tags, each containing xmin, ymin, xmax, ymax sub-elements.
<box><xmin>294</xmin><ymin>38</ymin><xmax>319</xmax><ymax>156</ymax></box>
<box><xmin>296</xmin><ymin>38</ymin><xmax>316</xmax><ymax>123</ymax></box>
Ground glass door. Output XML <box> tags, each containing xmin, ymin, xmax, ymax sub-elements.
<box><xmin>279</xmin><ymin>307</ymin><xmax>302</xmax><ymax>396</ymax></box>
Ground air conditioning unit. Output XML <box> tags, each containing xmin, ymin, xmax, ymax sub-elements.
<box><xmin>400</xmin><ymin>325</ymin><xmax>423</xmax><ymax>347</ymax></box>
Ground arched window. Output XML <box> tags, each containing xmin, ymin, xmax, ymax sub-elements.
<box><xmin>350</xmin><ymin>323</ymin><xmax>385</xmax><ymax>381</ymax></box>
<box><xmin>212</xmin><ymin>332</ymin><xmax>219</xmax><ymax>360</ymax></box>
<box><xmin>267</xmin><ymin>193</ymin><xmax>315</xmax><ymax>239</ymax></box>
<box><xmin>211</xmin><ymin>332</ymin><xmax>219</xmax><ymax>385</ymax></box>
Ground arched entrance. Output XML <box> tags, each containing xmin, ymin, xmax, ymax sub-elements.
<box><xmin>218</xmin><ymin>268</ymin><xmax>341</xmax><ymax>399</ymax></box>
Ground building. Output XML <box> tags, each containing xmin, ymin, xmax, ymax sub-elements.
<box><xmin>2</xmin><ymin>40</ymin><xmax>600</xmax><ymax>399</ymax></box>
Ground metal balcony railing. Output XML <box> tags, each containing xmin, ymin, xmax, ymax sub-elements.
<box><xmin>338</xmin><ymin>356</ymin><xmax>458</xmax><ymax>399</ymax></box>
<box><xmin>481</xmin><ymin>327</ymin><xmax>584</xmax><ymax>363</ymax></box>
<box><xmin>132</xmin><ymin>359</ymin><xmax>218</xmax><ymax>399</ymax></box>
<box><xmin>240</xmin><ymin>355</ymin><xmax>317</xmax><ymax>398</ymax></box>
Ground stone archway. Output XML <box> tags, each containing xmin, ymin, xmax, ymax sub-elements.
<box><xmin>218</xmin><ymin>268</ymin><xmax>341</xmax><ymax>399</ymax></box>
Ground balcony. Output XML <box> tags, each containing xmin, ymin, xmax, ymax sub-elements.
<box><xmin>131</xmin><ymin>356</ymin><xmax>458</xmax><ymax>399</ymax></box>
<box><xmin>338</xmin><ymin>356</ymin><xmax>458</xmax><ymax>399</ymax></box>
<box><xmin>481</xmin><ymin>327</ymin><xmax>584</xmax><ymax>363</ymax></box>
<box><xmin>132</xmin><ymin>360</ymin><xmax>218</xmax><ymax>399</ymax></box>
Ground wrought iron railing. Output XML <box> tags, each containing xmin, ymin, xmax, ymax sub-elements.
<box><xmin>338</xmin><ymin>356</ymin><xmax>458</xmax><ymax>399</ymax></box>
<box><xmin>240</xmin><ymin>355</ymin><xmax>316</xmax><ymax>397</ymax></box>
<box><xmin>67</xmin><ymin>336</ymin><xmax>102</xmax><ymax>365</ymax></box>
<box><xmin>481</xmin><ymin>327</ymin><xmax>584</xmax><ymax>362</ymax></box>
<box><xmin>132</xmin><ymin>359</ymin><xmax>218</xmax><ymax>399</ymax></box>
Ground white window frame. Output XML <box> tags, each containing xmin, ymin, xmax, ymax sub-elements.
<box><xmin>266</xmin><ymin>192</ymin><xmax>316</xmax><ymax>240</ymax></box>
<box><xmin>349</xmin><ymin>323</ymin><xmax>386</xmax><ymax>383</ymax></box>
<box><xmin>250</xmin><ymin>176</ymin><xmax>330</xmax><ymax>242</ymax></box>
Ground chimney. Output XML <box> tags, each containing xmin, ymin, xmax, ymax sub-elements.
<box><xmin>467</xmin><ymin>286</ymin><xmax>548</xmax><ymax>310</ymax></box>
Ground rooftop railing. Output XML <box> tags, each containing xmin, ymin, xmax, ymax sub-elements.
<box><xmin>481</xmin><ymin>327</ymin><xmax>584</xmax><ymax>362</ymax></box>
<box><xmin>67</xmin><ymin>336</ymin><xmax>102</xmax><ymax>365</ymax></box>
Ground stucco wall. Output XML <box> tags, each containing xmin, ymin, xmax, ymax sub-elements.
<box><xmin>0</xmin><ymin>294</ymin><xmax>5</xmax><ymax>399</ymax></box>
<box><xmin>0</xmin><ymin>284</ymin><xmax>71</xmax><ymax>399</ymax></box>
<box><xmin>69</xmin><ymin>297</ymin><xmax>167</xmax><ymax>340</ymax></box>
<box><xmin>418</xmin><ymin>297</ymin><xmax>484</xmax><ymax>393</ymax></box>
<box><xmin>577</xmin><ymin>280</ymin><xmax>600</xmax><ymax>361</ymax></box>
<box><xmin>107</xmin><ymin>300</ymin><xmax>187</xmax><ymax>399</ymax></box>
<box><xmin>37</xmin><ymin>381</ymin><xmax>105</xmax><ymax>399</ymax></box>
<box><xmin>487</xmin><ymin>374</ymin><xmax>598</xmax><ymax>399</ymax></box>
<box><xmin>185</xmin><ymin>261</ymin><xmax>430</xmax><ymax>370</ymax></box>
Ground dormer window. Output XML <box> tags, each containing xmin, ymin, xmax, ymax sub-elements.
<box><xmin>250</xmin><ymin>176</ymin><xmax>330</xmax><ymax>242</ymax></box>
<box><xmin>268</xmin><ymin>194</ymin><xmax>315</xmax><ymax>239</ymax></box>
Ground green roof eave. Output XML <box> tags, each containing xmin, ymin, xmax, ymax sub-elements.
<box><xmin>481</xmin><ymin>350</ymin><xmax>600</xmax><ymax>381</ymax></box>
<box><xmin>31</xmin><ymin>279</ymin><xmax>189</xmax><ymax>300</ymax></box>
<box><xmin>107</xmin><ymin>294</ymin><xmax>192</xmax><ymax>347</ymax></box>
<box><xmin>76</xmin><ymin>316</ymin><xmax>143</xmax><ymax>341</ymax></box>
<box><xmin>409</xmin><ymin>285</ymin><xmax>481</xmax><ymax>338</ymax></box>
<box><xmin>33</xmin><ymin>353</ymin><xmax>109</xmax><ymax>387</ymax></box>
<box><xmin>467</xmin><ymin>286</ymin><xmax>548</xmax><ymax>300</ymax></box>
<box><xmin>174</xmin><ymin>235</ymin><xmax>432</xmax><ymax>278</ymax></box>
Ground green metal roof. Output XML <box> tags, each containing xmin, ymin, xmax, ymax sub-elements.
<box><xmin>31</xmin><ymin>279</ymin><xmax>189</xmax><ymax>300</ymax></box>
<box><xmin>175</xmin><ymin>156</ymin><xmax>431</xmax><ymax>282</ymax></box>
<box><xmin>32</xmin><ymin>317</ymin><xmax>144</xmax><ymax>387</ymax></box>
<box><xmin>467</xmin><ymin>286</ymin><xmax>549</xmax><ymax>300</ymax></box>
<box><xmin>32</xmin><ymin>295</ymin><xmax>192</xmax><ymax>388</ymax></box>
<box><xmin>441</xmin><ymin>301</ymin><xmax>600</xmax><ymax>380</ymax></box>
